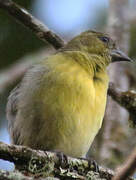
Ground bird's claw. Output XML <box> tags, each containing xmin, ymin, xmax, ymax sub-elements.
<box><xmin>88</xmin><ymin>158</ymin><xmax>99</xmax><ymax>173</ymax></box>
<box><xmin>56</xmin><ymin>151</ymin><xmax>68</xmax><ymax>169</ymax></box>
<box><xmin>79</xmin><ymin>157</ymin><xmax>99</xmax><ymax>172</ymax></box>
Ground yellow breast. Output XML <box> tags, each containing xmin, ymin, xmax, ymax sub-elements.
<box><xmin>39</xmin><ymin>53</ymin><xmax>109</xmax><ymax>157</ymax></box>
<box><xmin>18</xmin><ymin>52</ymin><xmax>109</xmax><ymax>158</ymax></box>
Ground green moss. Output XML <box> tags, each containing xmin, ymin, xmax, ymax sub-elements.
<box><xmin>29</xmin><ymin>155</ymin><xmax>55</xmax><ymax>177</ymax></box>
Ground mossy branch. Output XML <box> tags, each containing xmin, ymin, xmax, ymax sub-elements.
<box><xmin>0</xmin><ymin>142</ymin><xmax>135</xmax><ymax>179</ymax></box>
<box><xmin>0</xmin><ymin>169</ymin><xmax>54</xmax><ymax>180</ymax></box>
<box><xmin>0</xmin><ymin>141</ymin><xmax>116</xmax><ymax>179</ymax></box>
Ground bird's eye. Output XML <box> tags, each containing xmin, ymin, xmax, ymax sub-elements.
<box><xmin>99</xmin><ymin>36</ymin><xmax>109</xmax><ymax>43</ymax></box>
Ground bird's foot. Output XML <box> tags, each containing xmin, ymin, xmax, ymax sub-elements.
<box><xmin>56</xmin><ymin>151</ymin><xmax>68</xmax><ymax>169</ymax></box>
<box><xmin>79</xmin><ymin>157</ymin><xmax>99</xmax><ymax>173</ymax></box>
<box><xmin>88</xmin><ymin>158</ymin><xmax>99</xmax><ymax>173</ymax></box>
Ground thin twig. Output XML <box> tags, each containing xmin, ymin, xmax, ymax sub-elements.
<box><xmin>112</xmin><ymin>147</ymin><xmax>136</xmax><ymax>180</ymax></box>
<box><xmin>108</xmin><ymin>83</ymin><xmax>136</xmax><ymax>127</ymax></box>
<box><xmin>0</xmin><ymin>0</ymin><xmax>65</xmax><ymax>49</ymax></box>
<box><xmin>0</xmin><ymin>59</ymin><xmax>31</xmax><ymax>94</ymax></box>
<box><xmin>0</xmin><ymin>48</ymin><xmax>55</xmax><ymax>94</ymax></box>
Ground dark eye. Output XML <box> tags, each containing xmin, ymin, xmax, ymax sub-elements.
<box><xmin>99</xmin><ymin>36</ymin><xmax>109</xmax><ymax>43</ymax></box>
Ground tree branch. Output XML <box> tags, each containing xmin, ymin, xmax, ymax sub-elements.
<box><xmin>108</xmin><ymin>83</ymin><xmax>136</xmax><ymax>127</ymax></box>
<box><xmin>0</xmin><ymin>48</ymin><xmax>55</xmax><ymax>94</ymax></box>
<box><xmin>0</xmin><ymin>141</ymin><xmax>116</xmax><ymax>179</ymax></box>
<box><xmin>0</xmin><ymin>169</ymin><xmax>52</xmax><ymax>180</ymax></box>
<box><xmin>112</xmin><ymin>147</ymin><xmax>136</xmax><ymax>180</ymax></box>
<box><xmin>0</xmin><ymin>0</ymin><xmax>65</xmax><ymax>50</ymax></box>
<box><xmin>0</xmin><ymin>58</ymin><xmax>31</xmax><ymax>94</ymax></box>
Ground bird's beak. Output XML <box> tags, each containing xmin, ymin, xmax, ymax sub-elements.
<box><xmin>110</xmin><ymin>49</ymin><xmax>133</xmax><ymax>62</ymax></box>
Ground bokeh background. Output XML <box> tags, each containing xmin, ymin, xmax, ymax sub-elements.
<box><xmin>0</xmin><ymin>0</ymin><xmax>136</xmax><ymax>170</ymax></box>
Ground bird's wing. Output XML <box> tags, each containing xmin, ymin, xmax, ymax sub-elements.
<box><xmin>6</xmin><ymin>84</ymin><xmax>20</xmax><ymax>144</ymax></box>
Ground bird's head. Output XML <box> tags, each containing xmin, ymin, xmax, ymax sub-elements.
<box><xmin>63</xmin><ymin>30</ymin><xmax>132</xmax><ymax>65</ymax></box>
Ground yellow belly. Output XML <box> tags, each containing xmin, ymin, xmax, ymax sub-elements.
<box><xmin>17</xmin><ymin>53</ymin><xmax>109</xmax><ymax>158</ymax></box>
<box><xmin>38</xmin><ymin>60</ymin><xmax>108</xmax><ymax>157</ymax></box>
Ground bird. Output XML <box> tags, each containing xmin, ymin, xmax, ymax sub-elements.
<box><xmin>7</xmin><ymin>30</ymin><xmax>132</xmax><ymax>158</ymax></box>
